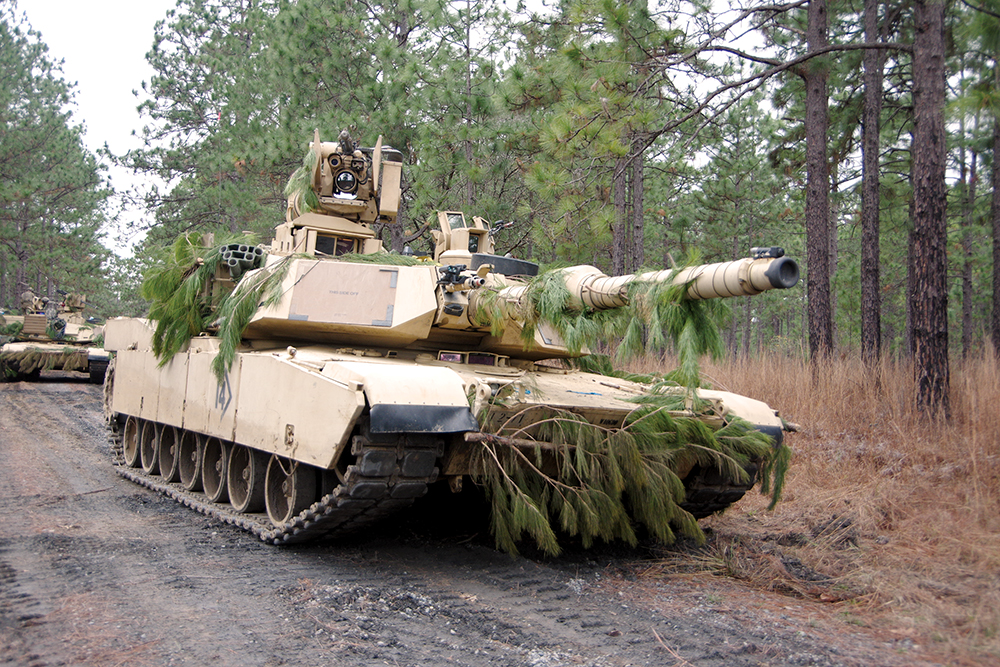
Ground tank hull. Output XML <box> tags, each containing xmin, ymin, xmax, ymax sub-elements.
<box><xmin>103</xmin><ymin>317</ymin><xmax>784</xmax><ymax>542</ymax></box>
<box><xmin>0</xmin><ymin>340</ymin><xmax>110</xmax><ymax>383</ymax></box>
<box><xmin>1</xmin><ymin>310</ymin><xmax>108</xmax><ymax>383</ymax></box>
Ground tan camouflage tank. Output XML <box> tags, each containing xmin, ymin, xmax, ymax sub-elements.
<box><xmin>102</xmin><ymin>130</ymin><xmax>800</xmax><ymax>551</ymax></box>
<box><xmin>1</xmin><ymin>291</ymin><xmax>110</xmax><ymax>383</ymax></box>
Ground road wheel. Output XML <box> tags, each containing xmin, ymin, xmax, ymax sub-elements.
<box><xmin>139</xmin><ymin>420</ymin><xmax>160</xmax><ymax>475</ymax></box>
<box><xmin>122</xmin><ymin>416</ymin><xmax>141</xmax><ymax>468</ymax></box>
<box><xmin>201</xmin><ymin>437</ymin><xmax>229</xmax><ymax>503</ymax></box>
<box><xmin>158</xmin><ymin>425</ymin><xmax>180</xmax><ymax>483</ymax></box>
<box><xmin>265</xmin><ymin>455</ymin><xmax>316</xmax><ymax>526</ymax></box>
<box><xmin>178</xmin><ymin>430</ymin><xmax>203</xmax><ymax>491</ymax></box>
<box><xmin>227</xmin><ymin>444</ymin><xmax>267</xmax><ymax>513</ymax></box>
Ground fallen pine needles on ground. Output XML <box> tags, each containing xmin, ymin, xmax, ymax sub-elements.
<box><xmin>623</xmin><ymin>349</ymin><xmax>1000</xmax><ymax>666</ymax></box>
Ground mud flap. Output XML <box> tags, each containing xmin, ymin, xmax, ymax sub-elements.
<box><xmin>328</xmin><ymin>360</ymin><xmax>478</xmax><ymax>435</ymax></box>
<box><xmin>755</xmin><ymin>424</ymin><xmax>784</xmax><ymax>447</ymax></box>
<box><xmin>369</xmin><ymin>404</ymin><xmax>478</xmax><ymax>434</ymax></box>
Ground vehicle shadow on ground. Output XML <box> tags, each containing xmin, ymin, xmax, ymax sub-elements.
<box><xmin>306</xmin><ymin>481</ymin><xmax>679</xmax><ymax>569</ymax></box>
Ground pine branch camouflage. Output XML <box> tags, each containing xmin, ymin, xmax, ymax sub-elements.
<box><xmin>472</xmin><ymin>394</ymin><xmax>789</xmax><ymax>556</ymax></box>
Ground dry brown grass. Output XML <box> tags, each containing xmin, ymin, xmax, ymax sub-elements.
<box><xmin>626</xmin><ymin>349</ymin><xmax>1000</xmax><ymax>665</ymax></box>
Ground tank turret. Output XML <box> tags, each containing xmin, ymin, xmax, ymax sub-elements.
<box><xmin>232</xmin><ymin>206</ymin><xmax>798</xmax><ymax>361</ymax></box>
<box><xmin>201</xmin><ymin>133</ymin><xmax>799</xmax><ymax>361</ymax></box>
<box><xmin>102</xmin><ymin>130</ymin><xmax>800</xmax><ymax>554</ymax></box>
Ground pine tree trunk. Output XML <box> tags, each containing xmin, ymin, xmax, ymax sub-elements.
<box><xmin>464</xmin><ymin>0</ymin><xmax>474</xmax><ymax>208</ymax></box>
<box><xmin>961</xmin><ymin>141</ymin><xmax>977</xmax><ymax>359</ymax></box>
<box><xmin>629</xmin><ymin>141</ymin><xmax>644</xmax><ymax>271</ymax></box>
<box><xmin>861</xmin><ymin>0</ymin><xmax>884</xmax><ymax>364</ymax></box>
<box><xmin>0</xmin><ymin>255</ymin><xmax>7</xmax><ymax>309</ymax></box>
<box><xmin>743</xmin><ymin>298</ymin><xmax>752</xmax><ymax>358</ymax></box>
<box><xmin>389</xmin><ymin>176</ymin><xmax>409</xmax><ymax>252</ymax></box>
<box><xmin>730</xmin><ymin>234</ymin><xmax>741</xmax><ymax>355</ymax></box>
<box><xmin>612</xmin><ymin>156</ymin><xmax>629</xmax><ymax>275</ymax></box>
<box><xmin>805</xmin><ymin>0</ymin><xmax>833</xmax><ymax>359</ymax></box>
<box><xmin>829</xmin><ymin>171</ymin><xmax>839</xmax><ymax>346</ymax></box>
<box><xmin>906</xmin><ymin>199</ymin><xmax>915</xmax><ymax>358</ymax></box>
<box><xmin>389</xmin><ymin>219</ymin><xmax>406</xmax><ymax>253</ymax></box>
<box><xmin>15</xmin><ymin>220</ymin><xmax>27</xmax><ymax>298</ymax></box>
<box><xmin>992</xmin><ymin>114</ymin><xmax>1000</xmax><ymax>355</ymax></box>
<box><xmin>744</xmin><ymin>206</ymin><xmax>753</xmax><ymax>357</ymax></box>
<box><xmin>910</xmin><ymin>0</ymin><xmax>949</xmax><ymax>417</ymax></box>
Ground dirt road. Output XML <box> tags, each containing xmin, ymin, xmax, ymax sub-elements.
<box><xmin>0</xmin><ymin>378</ymin><xmax>936</xmax><ymax>666</ymax></box>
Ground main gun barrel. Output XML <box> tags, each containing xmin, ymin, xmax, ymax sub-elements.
<box><xmin>490</xmin><ymin>253</ymin><xmax>799</xmax><ymax>312</ymax></box>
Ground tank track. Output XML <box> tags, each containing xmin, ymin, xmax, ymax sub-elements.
<box><xmin>105</xmin><ymin>417</ymin><xmax>441</xmax><ymax>545</ymax></box>
<box><xmin>680</xmin><ymin>462</ymin><xmax>760</xmax><ymax>519</ymax></box>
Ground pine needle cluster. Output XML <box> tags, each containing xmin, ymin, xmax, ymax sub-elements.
<box><xmin>0</xmin><ymin>320</ymin><xmax>24</xmax><ymax>338</ymax></box>
<box><xmin>474</xmin><ymin>256</ymin><xmax>730</xmax><ymax>392</ymax></box>
<box><xmin>572</xmin><ymin>353</ymin><xmax>660</xmax><ymax>384</ymax></box>
<box><xmin>472</xmin><ymin>267</ymin><xmax>605</xmax><ymax>348</ymax></box>
<box><xmin>210</xmin><ymin>255</ymin><xmax>296</xmax><ymax>381</ymax></box>
<box><xmin>0</xmin><ymin>348</ymin><xmax>89</xmax><ymax>376</ymax></box>
<box><xmin>620</xmin><ymin>278</ymin><xmax>728</xmax><ymax>390</ymax></box>
<box><xmin>284</xmin><ymin>147</ymin><xmax>320</xmax><ymax>214</ymax></box>
<box><xmin>472</xmin><ymin>398</ymin><xmax>783</xmax><ymax>557</ymax></box>
<box><xmin>141</xmin><ymin>231</ymin><xmax>260</xmax><ymax>365</ymax></box>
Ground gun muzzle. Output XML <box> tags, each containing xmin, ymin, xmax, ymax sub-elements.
<box><xmin>763</xmin><ymin>256</ymin><xmax>799</xmax><ymax>290</ymax></box>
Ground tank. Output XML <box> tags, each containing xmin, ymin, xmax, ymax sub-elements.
<box><xmin>102</xmin><ymin>130</ymin><xmax>800</xmax><ymax>552</ymax></box>
<box><xmin>1</xmin><ymin>291</ymin><xmax>110</xmax><ymax>383</ymax></box>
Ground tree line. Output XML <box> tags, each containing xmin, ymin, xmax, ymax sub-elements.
<box><xmin>4</xmin><ymin>0</ymin><xmax>998</xmax><ymax>416</ymax></box>
<box><xmin>0</xmin><ymin>2</ymin><xmax>109</xmax><ymax>316</ymax></box>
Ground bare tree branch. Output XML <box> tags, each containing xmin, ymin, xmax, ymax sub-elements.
<box><xmin>646</xmin><ymin>41</ymin><xmax>912</xmax><ymax>156</ymax></box>
<box><xmin>961</xmin><ymin>0</ymin><xmax>1000</xmax><ymax>20</ymax></box>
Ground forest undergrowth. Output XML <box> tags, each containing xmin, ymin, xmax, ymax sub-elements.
<box><xmin>624</xmin><ymin>350</ymin><xmax>1000</xmax><ymax>666</ymax></box>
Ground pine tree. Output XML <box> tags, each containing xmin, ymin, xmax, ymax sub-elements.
<box><xmin>119</xmin><ymin>0</ymin><xmax>285</xmax><ymax>245</ymax></box>
<box><xmin>504</xmin><ymin>0</ymin><xmax>683</xmax><ymax>273</ymax></box>
<box><xmin>910</xmin><ymin>0</ymin><xmax>949</xmax><ymax>416</ymax></box>
<box><xmin>0</xmin><ymin>6</ymin><xmax>109</xmax><ymax>309</ymax></box>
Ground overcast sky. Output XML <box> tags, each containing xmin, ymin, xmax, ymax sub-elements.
<box><xmin>16</xmin><ymin>0</ymin><xmax>179</xmax><ymax>250</ymax></box>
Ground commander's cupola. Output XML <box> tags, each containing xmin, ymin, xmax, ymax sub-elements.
<box><xmin>272</xmin><ymin>129</ymin><xmax>402</xmax><ymax>257</ymax></box>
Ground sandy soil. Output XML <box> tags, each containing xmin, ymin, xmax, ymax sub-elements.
<box><xmin>0</xmin><ymin>377</ymin><xmax>941</xmax><ymax>666</ymax></box>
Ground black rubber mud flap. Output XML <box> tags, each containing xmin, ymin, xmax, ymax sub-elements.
<box><xmin>369</xmin><ymin>404</ymin><xmax>478</xmax><ymax>434</ymax></box>
<box><xmin>680</xmin><ymin>423</ymin><xmax>782</xmax><ymax>518</ymax></box>
<box><xmin>680</xmin><ymin>461</ymin><xmax>760</xmax><ymax>519</ymax></box>
<box><xmin>755</xmin><ymin>424</ymin><xmax>784</xmax><ymax>447</ymax></box>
